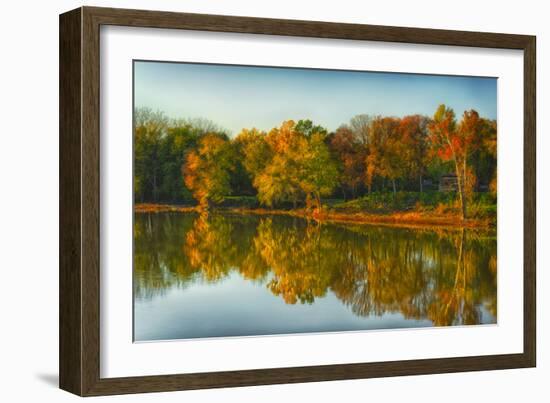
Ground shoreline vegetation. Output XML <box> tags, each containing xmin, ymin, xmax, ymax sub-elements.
<box><xmin>134</xmin><ymin>199</ymin><xmax>495</xmax><ymax>230</ymax></box>
<box><xmin>134</xmin><ymin>105</ymin><xmax>497</xmax><ymax>227</ymax></box>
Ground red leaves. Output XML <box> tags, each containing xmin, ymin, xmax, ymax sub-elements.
<box><xmin>437</xmin><ymin>147</ymin><xmax>453</xmax><ymax>161</ymax></box>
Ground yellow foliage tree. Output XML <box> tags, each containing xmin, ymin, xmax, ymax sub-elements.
<box><xmin>183</xmin><ymin>134</ymin><xmax>234</xmax><ymax>209</ymax></box>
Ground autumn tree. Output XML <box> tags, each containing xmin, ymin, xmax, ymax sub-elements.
<box><xmin>252</xmin><ymin>121</ymin><xmax>306</xmax><ymax>207</ymax></box>
<box><xmin>134</xmin><ymin>108</ymin><xmax>232</xmax><ymax>203</ymax></box>
<box><xmin>250</xmin><ymin>120</ymin><xmax>337</xmax><ymax>210</ymax></box>
<box><xmin>328</xmin><ymin>125</ymin><xmax>366</xmax><ymax>199</ymax></box>
<box><xmin>364</xmin><ymin>117</ymin><xmax>384</xmax><ymax>193</ymax></box>
<box><xmin>428</xmin><ymin>105</ymin><xmax>463</xmax><ymax>216</ymax></box>
<box><xmin>398</xmin><ymin>115</ymin><xmax>430</xmax><ymax>192</ymax></box>
<box><xmin>366</xmin><ymin>116</ymin><xmax>404</xmax><ymax>194</ymax></box>
<box><xmin>231</xmin><ymin>128</ymin><xmax>272</xmax><ymax>196</ymax></box>
<box><xmin>428</xmin><ymin>105</ymin><xmax>485</xmax><ymax>219</ymax></box>
<box><xmin>234</xmin><ymin>128</ymin><xmax>272</xmax><ymax>180</ymax></box>
<box><xmin>135</xmin><ymin>107</ymin><xmax>496</xmax><ymax>215</ymax></box>
<box><xmin>183</xmin><ymin>134</ymin><xmax>235</xmax><ymax>209</ymax></box>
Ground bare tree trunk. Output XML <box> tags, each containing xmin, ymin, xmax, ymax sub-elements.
<box><xmin>445</xmin><ymin>136</ymin><xmax>466</xmax><ymax>220</ymax></box>
<box><xmin>392</xmin><ymin>179</ymin><xmax>396</xmax><ymax>194</ymax></box>
<box><xmin>153</xmin><ymin>173</ymin><xmax>157</xmax><ymax>202</ymax></box>
<box><xmin>199</xmin><ymin>197</ymin><xmax>210</xmax><ymax>212</ymax></box>
<box><xmin>315</xmin><ymin>191</ymin><xmax>322</xmax><ymax>212</ymax></box>
<box><xmin>453</xmin><ymin>160</ymin><xmax>466</xmax><ymax>220</ymax></box>
<box><xmin>462</xmin><ymin>156</ymin><xmax>468</xmax><ymax>217</ymax></box>
<box><xmin>419</xmin><ymin>174</ymin><xmax>423</xmax><ymax>193</ymax></box>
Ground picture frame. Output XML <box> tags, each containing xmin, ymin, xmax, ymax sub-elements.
<box><xmin>59</xmin><ymin>6</ymin><xmax>536</xmax><ymax>396</ymax></box>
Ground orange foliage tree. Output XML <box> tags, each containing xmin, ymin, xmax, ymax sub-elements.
<box><xmin>428</xmin><ymin>105</ymin><xmax>484</xmax><ymax>219</ymax></box>
<box><xmin>183</xmin><ymin>134</ymin><xmax>235</xmax><ymax>209</ymax></box>
<box><xmin>242</xmin><ymin>120</ymin><xmax>338</xmax><ymax>210</ymax></box>
<box><xmin>328</xmin><ymin>125</ymin><xmax>366</xmax><ymax>199</ymax></box>
<box><xmin>399</xmin><ymin>115</ymin><xmax>430</xmax><ymax>192</ymax></box>
<box><xmin>366</xmin><ymin>117</ymin><xmax>404</xmax><ymax>193</ymax></box>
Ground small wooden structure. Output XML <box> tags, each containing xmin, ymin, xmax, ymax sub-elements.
<box><xmin>439</xmin><ymin>174</ymin><xmax>459</xmax><ymax>192</ymax></box>
<box><xmin>421</xmin><ymin>178</ymin><xmax>433</xmax><ymax>191</ymax></box>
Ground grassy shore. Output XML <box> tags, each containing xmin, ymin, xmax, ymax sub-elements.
<box><xmin>135</xmin><ymin>197</ymin><xmax>495</xmax><ymax>230</ymax></box>
<box><xmin>134</xmin><ymin>203</ymin><xmax>197</xmax><ymax>214</ymax></box>
<box><xmin>228</xmin><ymin>208</ymin><xmax>493</xmax><ymax>229</ymax></box>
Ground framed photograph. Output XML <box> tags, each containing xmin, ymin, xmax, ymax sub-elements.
<box><xmin>59</xmin><ymin>6</ymin><xmax>536</xmax><ymax>396</ymax></box>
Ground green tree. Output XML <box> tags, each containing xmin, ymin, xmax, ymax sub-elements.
<box><xmin>300</xmin><ymin>132</ymin><xmax>339</xmax><ymax>210</ymax></box>
<box><xmin>157</xmin><ymin>125</ymin><xmax>199</xmax><ymax>202</ymax></box>
<box><xmin>134</xmin><ymin>108</ymin><xmax>168</xmax><ymax>202</ymax></box>
<box><xmin>295</xmin><ymin>119</ymin><xmax>328</xmax><ymax>138</ymax></box>
<box><xmin>134</xmin><ymin>108</ymin><xmax>232</xmax><ymax>203</ymax></box>
<box><xmin>470</xmin><ymin>118</ymin><xmax>497</xmax><ymax>195</ymax></box>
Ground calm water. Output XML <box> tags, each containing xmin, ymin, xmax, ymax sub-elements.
<box><xmin>133</xmin><ymin>212</ymin><xmax>497</xmax><ymax>341</ymax></box>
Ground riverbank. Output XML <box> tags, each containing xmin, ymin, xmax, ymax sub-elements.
<box><xmin>134</xmin><ymin>203</ymin><xmax>197</xmax><ymax>214</ymax></box>
<box><xmin>134</xmin><ymin>203</ymin><xmax>494</xmax><ymax>229</ymax></box>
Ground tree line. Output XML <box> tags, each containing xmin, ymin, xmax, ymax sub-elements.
<box><xmin>134</xmin><ymin>105</ymin><xmax>497</xmax><ymax>219</ymax></box>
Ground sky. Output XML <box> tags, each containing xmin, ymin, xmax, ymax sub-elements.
<box><xmin>134</xmin><ymin>60</ymin><xmax>497</xmax><ymax>137</ymax></box>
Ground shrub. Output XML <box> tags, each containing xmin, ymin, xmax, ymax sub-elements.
<box><xmin>331</xmin><ymin>191</ymin><xmax>495</xmax><ymax>218</ymax></box>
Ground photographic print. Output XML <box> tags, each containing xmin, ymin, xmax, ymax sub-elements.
<box><xmin>133</xmin><ymin>61</ymin><xmax>497</xmax><ymax>342</ymax></box>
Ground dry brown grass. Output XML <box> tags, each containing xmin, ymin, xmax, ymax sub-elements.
<box><xmin>134</xmin><ymin>203</ymin><xmax>198</xmax><ymax>214</ymax></box>
<box><xmin>214</xmin><ymin>206</ymin><xmax>492</xmax><ymax>229</ymax></box>
<box><xmin>134</xmin><ymin>203</ymin><xmax>493</xmax><ymax>229</ymax></box>
<box><xmin>316</xmin><ymin>210</ymin><xmax>493</xmax><ymax>230</ymax></box>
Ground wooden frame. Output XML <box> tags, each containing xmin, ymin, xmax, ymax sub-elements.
<box><xmin>59</xmin><ymin>6</ymin><xmax>536</xmax><ymax>396</ymax></box>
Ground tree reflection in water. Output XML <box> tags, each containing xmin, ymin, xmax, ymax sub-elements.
<box><xmin>134</xmin><ymin>212</ymin><xmax>496</xmax><ymax>327</ymax></box>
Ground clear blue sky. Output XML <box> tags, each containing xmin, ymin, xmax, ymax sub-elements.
<box><xmin>134</xmin><ymin>60</ymin><xmax>497</xmax><ymax>136</ymax></box>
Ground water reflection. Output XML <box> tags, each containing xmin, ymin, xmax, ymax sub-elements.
<box><xmin>134</xmin><ymin>212</ymin><xmax>496</xmax><ymax>338</ymax></box>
